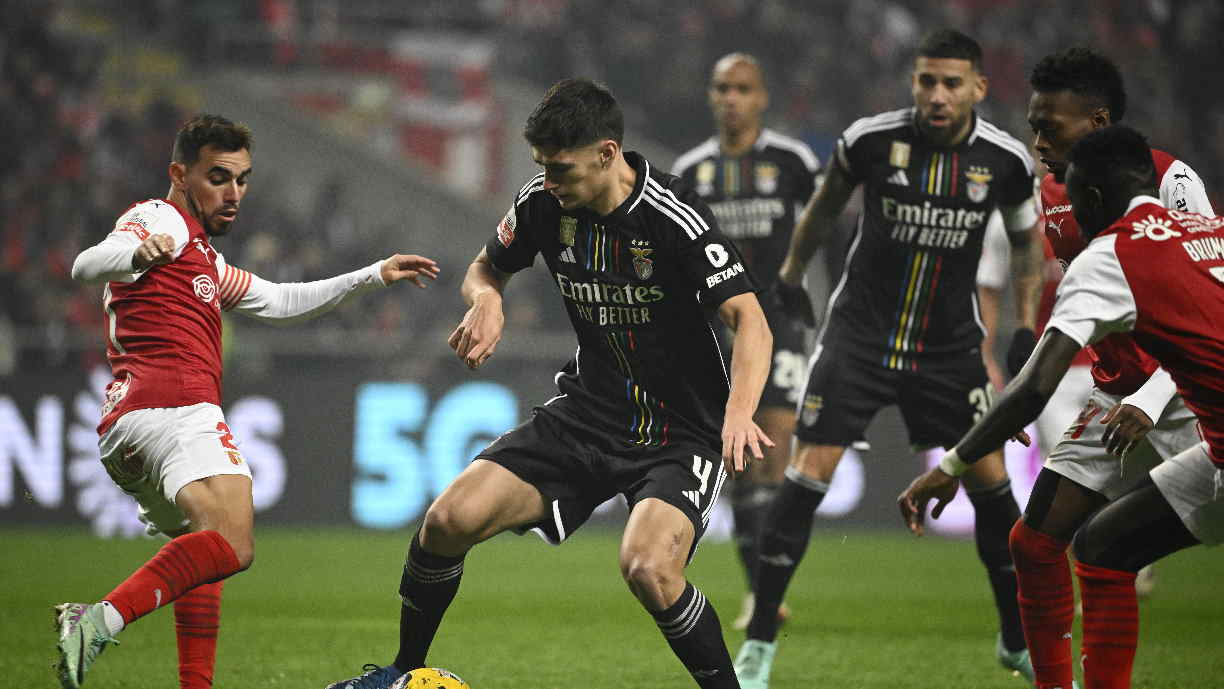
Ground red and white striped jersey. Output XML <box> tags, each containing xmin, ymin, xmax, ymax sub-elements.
<box><xmin>1047</xmin><ymin>197</ymin><xmax>1224</xmax><ymax>467</ymax></box>
<box><xmin>1039</xmin><ymin>150</ymin><xmax>1213</xmax><ymax>395</ymax></box>
<box><xmin>95</xmin><ymin>199</ymin><xmax>254</xmax><ymax>433</ymax></box>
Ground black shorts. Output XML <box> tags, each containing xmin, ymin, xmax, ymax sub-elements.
<box><xmin>477</xmin><ymin>410</ymin><xmax>726</xmax><ymax>559</ymax></box>
<box><xmin>795</xmin><ymin>341</ymin><xmax>992</xmax><ymax>450</ymax></box>
<box><xmin>720</xmin><ymin>300</ymin><xmax>810</xmax><ymax>410</ymax></box>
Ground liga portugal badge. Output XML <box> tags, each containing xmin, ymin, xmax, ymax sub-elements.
<box><xmin>559</xmin><ymin>215</ymin><xmax>577</xmax><ymax>246</ymax></box>
<box><xmin>629</xmin><ymin>242</ymin><xmax>654</xmax><ymax>279</ymax></box>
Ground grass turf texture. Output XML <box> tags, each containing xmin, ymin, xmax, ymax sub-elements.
<box><xmin>7</xmin><ymin>525</ymin><xmax>1222</xmax><ymax>688</ymax></box>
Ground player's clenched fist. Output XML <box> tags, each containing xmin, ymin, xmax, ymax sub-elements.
<box><xmin>380</xmin><ymin>254</ymin><xmax>440</xmax><ymax>288</ymax></box>
<box><xmin>448</xmin><ymin>292</ymin><xmax>504</xmax><ymax>370</ymax></box>
<box><xmin>132</xmin><ymin>233</ymin><xmax>176</xmax><ymax>271</ymax></box>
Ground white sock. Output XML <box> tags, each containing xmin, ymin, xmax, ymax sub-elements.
<box><xmin>99</xmin><ymin>601</ymin><xmax>126</xmax><ymax>636</ymax></box>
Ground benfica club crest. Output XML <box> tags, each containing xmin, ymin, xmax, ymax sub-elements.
<box><xmin>965</xmin><ymin>165</ymin><xmax>993</xmax><ymax>203</ymax></box>
<box><xmin>629</xmin><ymin>239</ymin><xmax>654</xmax><ymax>279</ymax></box>
<box><xmin>696</xmin><ymin>160</ymin><xmax>716</xmax><ymax>196</ymax></box>
<box><xmin>755</xmin><ymin>161</ymin><xmax>779</xmax><ymax>194</ymax></box>
<box><xmin>559</xmin><ymin>216</ymin><xmax>577</xmax><ymax>246</ymax></box>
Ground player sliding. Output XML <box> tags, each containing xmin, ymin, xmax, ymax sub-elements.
<box><xmin>901</xmin><ymin>124</ymin><xmax>1224</xmax><ymax>689</ymax></box>
<box><xmin>734</xmin><ymin>29</ymin><xmax>1042</xmax><ymax>688</ymax></box>
<box><xmin>57</xmin><ymin>114</ymin><xmax>439</xmax><ymax>689</ymax></box>
<box><xmin>325</xmin><ymin>78</ymin><xmax>772</xmax><ymax>689</ymax></box>
<box><xmin>1005</xmin><ymin>48</ymin><xmax>1214</xmax><ymax>689</ymax></box>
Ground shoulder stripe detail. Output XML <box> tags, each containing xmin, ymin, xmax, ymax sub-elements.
<box><xmin>627</xmin><ymin>158</ymin><xmax>650</xmax><ymax>213</ymax></box>
<box><xmin>842</xmin><ymin>108</ymin><xmax>912</xmax><ymax>148</ymax></box>
<box><xmin>760</xmin><ymin>129</ymin><xmax>820</xmax><ymax>172</ymax></box>
<box><xmin>218</xmin><ymin>264</ymin><xmax>252</xmax><ymax>310</ymax></box>
<box><xmin>644</xmin><ymin>177</ymin><xmax>709</xmax><ymax>240</ymax></box>
<box><xmin>516</xmin><ymin>173</ymin><xmax>546</xmax><ymax>206</ymax></box>
<box><xmin>671</xmin><ymin>139</ymin><xmax>718</xmax><ymax>176</ymax></box>
<box><xmin>976</xmin><ymin>121</ymin><xmax>1034</xmax><ymax>175</ymax></box>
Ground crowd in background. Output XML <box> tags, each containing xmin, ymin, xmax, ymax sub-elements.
<box><xmin>4</xmin><ymin>0</ymin><xmax>1222</xmax><ymax>372</ymax></box>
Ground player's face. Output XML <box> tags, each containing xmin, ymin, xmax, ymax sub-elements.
<box><xmin>709</xmin><ymin>60</ymin><xmax>767</xmax><ymax>134</ymax></box>
<box><xmin>1064</xmin><ymin>162</ymin><xmax>1107</xmax><ymax>237</ymax></box>
<box><xmin>911</xmin><ymin>57</ymin><xmax>985</xmax><ymax>146</ymax></box>
<box><xmin>1028</xmin><ymin>90</ymin><xmax>1107</xmax><ymax>183</ymax></box>
<box><xmin>532</xmin><ymin>142</ymin><xmax>613</xmax><ymax>210</ymax></box>
<box><xmin>173</xmin><ymin>145</ymin><xmax>252</xmax><ymax>236</ymax></box>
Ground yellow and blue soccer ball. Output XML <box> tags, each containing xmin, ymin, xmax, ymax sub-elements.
<box><xmin>390</xmin><ymin>668</ymin><xmax>470</xmax><ymax>689</ymax></box>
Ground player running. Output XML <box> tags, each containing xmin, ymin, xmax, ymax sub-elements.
<box><xmin>733</xmin><ymin>29</ymin><xmax>1043</xmax><ymax>688</ymax></box>
<box><xmin>901</xmin><ymin>124</ymin><xmax>1224</xmax><ymax>689</ymax></box>
<box><xmin>672</xmin><ymin>52</ymin><xmax>820</xmax><ymax>630</ymax></box>
<box><xmin>1003</xmin><ymin>48</ymin><xmax>1214</xmax><ymax>689</ymax></box>
<box><xmin>324</xmin><ymin>79</ymin><xmax>771</xmax><ymax>689</ymax></box>
<box><xmin>57</xmin><ymin>114</ymin><xmax>439</xmax><ymax>689</ymax></box>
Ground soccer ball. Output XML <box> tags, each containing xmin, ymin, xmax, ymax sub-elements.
<box><xmin>390</xmin><ymin>668</ymin><xmax>471</xmax><ymax>689</ymax></box>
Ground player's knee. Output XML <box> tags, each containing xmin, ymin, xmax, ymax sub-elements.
<box><xmin>421</xmin><ymin>499</ymin><xmax>481</xmax><ymax>550</ymax></box>
<box><xmin>1071</xmin><ymin>523</ymin><xmax>1109</xmax><ymax>568</ymax></box>
<box><xmin>619</xmin><ymin>550</ymin><xmax>681</xmax><ymax>609</ymax></box>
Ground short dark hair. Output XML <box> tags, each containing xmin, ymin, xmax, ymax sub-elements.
<box><xmin>172</xmin><ymin>114</ymin><xmax>253</xmax><ymax>166</ymax></box>
<box><xmin>523</xmin><ymin>79</ymin><xmax>624</xmax><ymax>149</ymax></box>
<box><xmin>917</xmin><ymin>29</ymin><xmax>982</xmax><ymax>71</ymax></box>
<box><xmin>1067</xmin><ymin>125</ymin><xmax>1154</xmax><ymax>190</ymax></box>
<box><xmin>1030</xmin><ymin>47</ymin><xmax>1127</xmax><ymax>122</ymax></box>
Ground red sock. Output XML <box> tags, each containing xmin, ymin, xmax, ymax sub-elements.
<box><xmin>1010</xmin><ymin>521</ymin><xmax>1075</xmax><ymax>689</ymax></box>
<box><xmin>104</xmin><ymin>530</ymin><xmax>241</xmax><ymax>625</ymax></box>
<box><xmin>1076</xmin><ymin>562</ymin><xmax>1138</xmax><ymax>689</ymax></box>
<box><xmin>175</xmin><ymin>581</ymin><xmax>223</xmax><ymax>689</ymax></box>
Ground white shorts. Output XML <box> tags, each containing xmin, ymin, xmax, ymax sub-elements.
<box><xmin>1151</xmin><ymin>442</ymin><xmax>1224</xmax><ymax>546</ymax></box>
<box><xmin>1044</xmin><ymin>387</ymin><xmax>1199</xmax><ymax>500</ymax></box>
<box><xmin>98</xmin><ymin>402</ymin><xmax>251</xmax><ymax>535</ymax></box>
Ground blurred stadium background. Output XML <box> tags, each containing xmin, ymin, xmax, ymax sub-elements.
<box><xmin>4</xmin><ymin>0</ymin><xmax>1223</xmax><ymax>536</ymax></box>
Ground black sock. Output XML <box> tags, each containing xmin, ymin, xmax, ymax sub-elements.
<box><xmin>968</xmin><ymin>479</ymin><xmax>1025</xmax><ymax>653</ymax></box>
<box><xmin>652</xmin><ymin>582</ymin><xmax>738</xmax><ymax>688</ymax></box>
<box><xmin>731</xmin><ymin>482</ymin><xmax>779</xmax><ymax>590</ymax></box>
<box><xmin>393</xmin><ymin>531</ymin><xmax>465</xmax><ymax>672</ymax></box>
<box><xmin>747</xmin><ymin>468</ymin><xmax>827</xmax><ymax>642</ymax></box>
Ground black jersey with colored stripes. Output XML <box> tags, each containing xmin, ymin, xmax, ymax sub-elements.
<box><xmin>822</xmin><ymin>108</ymin><xmax>1034</xmax><ymax>367</ymax></box>
<box><xmin>671</xmin><ymin>129</ymin><xmax>820</xmax><ymax>282</ymax></box>
<box><xmin>487</xmin><ymin>152</ymin><xmax>756</xmax><ymax>451</ymax></box>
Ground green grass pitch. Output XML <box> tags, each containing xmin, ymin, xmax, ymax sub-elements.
<box><xmin>6</xmin><ymin>525</ymin><xmax>1222</xmax><ymax>688</ymax></box>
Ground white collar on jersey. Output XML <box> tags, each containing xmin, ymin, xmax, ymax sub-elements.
<box><xmin>1125</xmin><ymin>194</ymin><xmax>1163</xmax><ymax>214</ymax></box>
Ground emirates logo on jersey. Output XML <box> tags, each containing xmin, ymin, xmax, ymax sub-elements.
<box><xmin>192</xmin><ymin>274</ymin><xmax>218</xmax><ymax>304</ymax></box>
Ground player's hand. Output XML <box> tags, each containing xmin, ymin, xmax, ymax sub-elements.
<box><xmin>721</xmin><ymin>408</ymin><xmax>774</xmax><ymax>475</ymax></box>
<box><xmin>897</xmin><ymin>466</ymin><xmax>960</xmax><ymax>537</ymax></box>
<box><xmin>380</xmin><ymin>254</ymin><xmax>440</xmax><ymax>288</ymax></box>
<box><xmin>764</xmin><ymin>280</ymin><xmax>816</xmax><ymax>328</ymax></box>
<box><xmin>1100</xmin><ymin>403</ymin><xmax>1153</xmax><ymax>458</ymax></box>
<box><xmin>1006</xmin><ymin>327</ymin><xmax>1037</xmax><ymax>377</ymax></box>
<box><xmin>132</xmin><ymin>233</ymin><xmax>176</xmax><ymax>271</ymax></box>
<box><xmin>448</xmin><ymin>291</ymin><xmax>504</xmax><ymax>370</ymax></box>
<box><xmin>1010</xmin><ymin>429</ymin><xmax>1032</xmax><ymax>446</ymax></box>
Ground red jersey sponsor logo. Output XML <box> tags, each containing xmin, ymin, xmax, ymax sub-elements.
<box><xmin>118</xmin><ymin>220</ymin><xmax>150</xmax><ymax>240</ymax></box>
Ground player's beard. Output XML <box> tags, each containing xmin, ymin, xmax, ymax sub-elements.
<box><xmin>185</xmin><ymin>189</ymin><xmax>235</xmax><ymax>237</ymax></box>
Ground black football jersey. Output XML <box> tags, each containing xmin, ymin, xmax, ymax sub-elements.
<box><xmin>487</xmin><ymin>152</ymin><xmax>756</xmax><ymax>451</ymax></box>
<box><xmin>821</xmin><ymin>108</ymin><xmax>1035</xmax><ymax>369</ymax></box>
<box><xmin>672</xmin><ymin>129</ymin><xmax>820</xmax><ymax>283</ymax></box>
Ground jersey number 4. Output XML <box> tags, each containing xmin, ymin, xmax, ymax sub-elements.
<box><xmin>685</xmin><ymin>456</ymin><xmax>715</xmax><ymax>508</ymax></box>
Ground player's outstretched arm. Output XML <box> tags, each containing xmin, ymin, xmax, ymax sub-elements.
<box><xmin>717</xmin><ymin>292</ymin><xmax>775</xmax><ymax>475</ymax></box>
<box><xmin>898</xmin><ymin>329</ymin><xmax>1081</xmax><ymax>535</ymax></box>
<box><xmin>220</xmin><ymin>253</ymin><xmax>438</xmax><ymax>324</ymax></box>
<box><xmin>777</xmin><ymin>162</ymin><xmax>856</xmax><ymax>287</ymax></box>
<box><xmin>448</xmin><ymin>247</ymin><xmax>511</xmax><ymax>370</ymax></box>
<box><xmin>72</xmin><ymin>233</ymin><xmax>177</xmax><ymax>284</ymax></box>
<box><xmin>1003</xmin><ymin>215</ymin><xmax>1044</xmax><ymax>376</ymax></box>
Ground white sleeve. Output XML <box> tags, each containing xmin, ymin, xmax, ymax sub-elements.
<box><xmin>1045</xmin><ymin>234</ymin><xmax>1136</xmax><ymax>347</ymax></box>
<box><xmin>1000</xmin><ymin>191</ymin><xmax>1040</xmax><ymax>235</ymax></box>
<box><xmin>1160</xmin><ymin>160</ymin><xmax>1215</xmax><ymax>216</ymax></box>
<box><xmin>71</xmin><ymin>201</ymin><xmax>190</xmax><ymax>284</ymax></box>
<box><xmin>1119</xmin><ymin>366</ymin><xmax>1179</xmax><ymax>423</ymax></box>
<box><xmin>217</xmin><ymin>254</ymin><xmax>386</xmax><ymax>323</ymax></box>
<box><xmin>976</xmin><ymin>210</ymin><xmax>1010</xmax><ymax>289</ymax></box>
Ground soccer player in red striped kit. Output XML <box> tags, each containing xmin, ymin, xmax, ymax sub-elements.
<box><xmin>57</xmin><ymin>114</ymin><xmax>439</xmax><ymax>689</ymax></box>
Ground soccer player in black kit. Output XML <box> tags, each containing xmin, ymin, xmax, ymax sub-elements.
<box><xmin>673</xmin><ymin>53</ymin><xmax>821</xmax><ymax>631</ymax></box>
<box><xmin>325</xmin><ymin>79</ymin><xmax>772</xmax><ymax>689</ymax></box>
<box><xmin>733</xmin><ymin>30</ymin><xmax>1044</xmax><ymax>689</ymax></box>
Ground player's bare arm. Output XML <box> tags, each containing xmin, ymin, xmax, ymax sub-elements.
<box><xmin>717</xmin><ymin>292</ymin><xmax>775</xmax><ymax>475</ymax></box>
<box><xmin>898</xmin><ymin>329</ymin><xmax>1081</xmax><ymax>534</ymax></box>
<box><xmin>777</xmin><ymin>156</ymin><xmax>856</xmax><ymax>288</ymax></box>
<box><xmin>1003</xmin><ymin>221</ymin><xmax>1045</xmax><ymax>375</ymax></box>
<box><xmin>449</xmin><ymin>247</ymin><xmax>511</xmax><ymax>370</ymax></box>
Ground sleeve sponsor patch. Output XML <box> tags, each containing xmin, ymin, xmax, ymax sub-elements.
<box><xmin>117</xmin><ymin>215</ymin><xmax>152</xmax><ymax>240</ymax></box>
<box><xmin>496</xmin><ymin>205</ymin><xmax>517</xmax><ymax>247</ymax></box>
